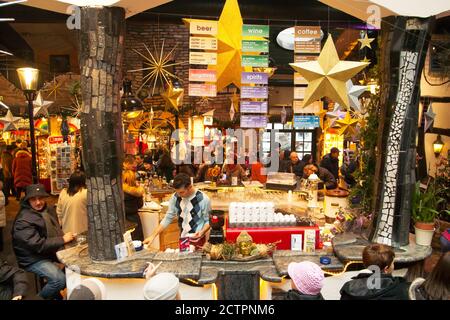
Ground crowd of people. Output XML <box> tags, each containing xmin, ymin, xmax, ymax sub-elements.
<box><xmin>0</xmin><ymin>142</ymin><xmax>448</xmax><ymax>300</ymax></box>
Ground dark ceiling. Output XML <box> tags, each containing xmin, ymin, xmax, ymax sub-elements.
<box><xmin>0</xmin><ymin>0</ymin><xmax>362</xmax><ymax>25</ymax></box>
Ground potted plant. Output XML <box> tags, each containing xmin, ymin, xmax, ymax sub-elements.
<box><xmin>411</xmin><ymin>181</ymin><xmax>449</xmax><ymax>246</ymax></box>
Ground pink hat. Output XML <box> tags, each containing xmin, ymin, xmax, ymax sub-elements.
<box><xmin>288</xmin><ymin>261</ymin><xmax>324</xmax><ymax>295</ymax></box>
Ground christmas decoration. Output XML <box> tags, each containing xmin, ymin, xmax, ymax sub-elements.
<box><xmin>336</xmin><ymin>112</ymin><xmax>359</xmax><ymax>136</ymax></box>
<box><xmin>32</xmin><ymin>91</ymin><xmax>53</xmax><ymax>117</ymax></box>
<box><xmin>358</xmin><ymin>33</ymin><xmax>375</xmax><ymax>50</ymax></box>
<box><xmin>290</xmin><ymin>35</ymin><xmax>369</xmax><ymax>109</ymax></box>
<box><xmin>161</xmin><ymin>82</ymin><xmax>184</xmax><ymax>112</ymax></box>
<box><xmin>0</xmin><ymin>110</ymin><xmax>21</xmax><ymax>131</ymax></box>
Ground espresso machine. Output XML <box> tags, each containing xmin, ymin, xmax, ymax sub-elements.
<box><xmin>209</xmin><ymin>210</ymin><xmax>225</xmax><ymax>244</ymax></box>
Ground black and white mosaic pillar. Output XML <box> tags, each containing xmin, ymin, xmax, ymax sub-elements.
<box><xmin>371</xmin><ymin>17</ymin><xmax>433</xmax><ymax>247</ymax></box>
<box><xmin>79</xmin><ymin>7</ymin><xmax>126</xmax><ymax>261</ymax></box>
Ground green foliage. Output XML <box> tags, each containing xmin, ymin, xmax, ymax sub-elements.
<box><xmin>348</xmin><ymin>94</ymin><xmax>380</xmax><ymax>213</ymax></box>
<box><xmin>411</xmin><ymin>181</ymin><xmax>448</xmax><ymax>223</ymax></box>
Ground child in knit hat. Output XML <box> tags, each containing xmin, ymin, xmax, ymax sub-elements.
<box><xmin>283</xmin><ymin>261</ymin><xmax>325</xmax><ymax>300</ymax></box>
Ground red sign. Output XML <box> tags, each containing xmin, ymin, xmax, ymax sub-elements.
<box><xmin>49</xmin><ymin>136</ymin><xmax>71</xmax><ymax>144</ymax></box>
<box><xmin>189</xmin><ymin>69</ymin><xmax>217</xmax><ymax>82</ymax></box>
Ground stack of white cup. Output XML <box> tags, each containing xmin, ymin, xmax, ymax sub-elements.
<box><xmin>229</xmin><ymin>202</ymin><xmax>297</xmax><ymax>227</ymax></box>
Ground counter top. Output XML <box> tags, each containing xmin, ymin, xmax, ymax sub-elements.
<box><xmin>57</xmin><ymin>243</ymin><xmax>344</xmax><ymax>284</ymax></box>
<box><xmin>332</xmin><ymin>232</ymin><xmax>433</xmax><ymax>263</ymax></box>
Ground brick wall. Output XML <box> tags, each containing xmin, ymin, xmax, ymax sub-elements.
<box><xmin>124</xmin><ymin>22</ymin><xmax>233</xmax><ymax>125</ymax></box>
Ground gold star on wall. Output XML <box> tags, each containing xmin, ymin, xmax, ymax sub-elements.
<box><xmin>161</xmin><ymin>82</ymin><xmax>184</xmax><ymax>112</ymax></box>
<box><xmin>336</xmin><ymin>112</ymin><xmax>359</xmax><ymax>136</ymax></box>
<box><xmin>290</xmin><ymin>35</ymin><xmax>369</xmax><ymax>109</ymax></box>
<box><xmin>358</xmin><ymin>33</ymin><xmax>375</xmax><ymax>50</ymax></box>
<box><xmin>41</xmin><ymin>75</ymin><xmax>62</xmax><ymax>101</ymax></box>
<box><xmin>128</xmin><ymin>40</ymin><xmax>188</xmax><ymax>96</ymax></box>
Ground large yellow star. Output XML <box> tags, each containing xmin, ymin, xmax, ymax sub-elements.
<box><xmin>290</xmin><ymin>35</ymin><xmax>369</xmax><ymax>109</ymax></box>
<box><xmin>336</xmin><ymin>112</ymin><xmax>359</xmax><ymax>136</ymax></box>
<box><xmin>161</xmin><ymin>82</ymin><xmax>184</xmax><ymax>112</ymax></box>
<box><xmin>358</xmin><ymin>33</ymin><xmax>375</xmax><ymax>50</ymax></box>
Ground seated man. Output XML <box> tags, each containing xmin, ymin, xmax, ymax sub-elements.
<box><xmin>143</xmin><ymin>173</ymin><xmax>211</xmax><ymax>249</ymax></box>
<box><xmin>12</xmin><ymin>184</ymin><xmax>75</xmax><ymax>300</ymax></box>
<box><xmin>340</xmin><ymin>243</ymin><xmax>410</xmax><ymax>300</ymax></box>
<box><xmin>0</xmin><ymin>259</ymin><xmax>29</xmax><ymax>300</ymax></box>
<box><xmin>303</xmin><ymin>164</ymin><xmax>337</xmax><ymax>190</ymax></box>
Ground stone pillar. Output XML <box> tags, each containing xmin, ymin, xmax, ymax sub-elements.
<box><xmin>370</xmin><ymin>17</ymin><xmax>434</xmax><ymax>247</ymax></box>
<box><xmin>79</xmin><ymin>7</ymin><xmax>126</xmax><ymax>261</ymax></box>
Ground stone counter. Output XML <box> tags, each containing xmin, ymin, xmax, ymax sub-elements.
<box><xmin>332</xmin><ymin>232</ymin><xmax>432</xmax><ymax>263</ymax></box>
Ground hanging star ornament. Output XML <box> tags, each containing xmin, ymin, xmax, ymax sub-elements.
<box><xmin>317</xmin><ymin>107</ymin><xmax>328</xmax><ymax>129</ymax></box>
<box><xmin>229</xmin><ymin>101</ymin><xmax>236</xmax><ymax>120</ymax></box>
<box><xmin>290</xmin><ymin>35</ymin><xmax>369</xmax><ymax>109</ymax></box>
<box><xmin>230</xmin><ymin>91</ymin><xmax>240</xmax><ymax>112</ymax></box>
<box><xmin>63</xmin><ymin>94</ymin><xmax>82</xmax><ymax>118</ymax></box>
<box><xmin>361</xmin><ymin>56</ymin><xmax>371</xmax><ymax>63</ymax></box>
<box><xmin>336</xmin><ymin>112</ymin><xmax>359</xmax><ymax>136</ymax></box>
<box><xmin>33</xmin><ymin>91</ymin><xmax>53</xmax><ymax>117</ymax></box>
<box><xmin>326</xmin><ymin>105</ymin><xmax>347</xmax><ymax>128</ymax></box>
<box><xmin>281</xmin><ymin>106</ymin><xmax>287</xmax><ymax>124</ymax></box>
<box><xmin>358</xmin><ymin>33</ymin><xmax>375</xmax><ymax>50</ymax></box>
<box><xmin>41</xmin><ymin>75</ymin><xmax>62</xmax><ymax>101</ymax></box>
<box><xmin>424</xmin><ymin>104</ymin><xmax>436</xmax><ymax>133</ymax></box>
<box><xmin>0</xmin><ymin>110</ymin><xmax>21</xmax><ymax>131</ymax></box>
<box><xmin>161</xmin><ymin>82</ymin><xmax>184</xmax><ymax>112</ymax></box>
<box><xmin>128</xmin><ymin>39</ymin><xmax>188</xmax><ymax>96</ymax></box>
<box><xmin>346</xmin><ymin>80</ymin><xmax>367</xmax><ymax>113</ymax></box>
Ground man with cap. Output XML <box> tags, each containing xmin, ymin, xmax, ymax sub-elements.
<box><xmin>12</xmin><ymin>184</ymin><xmax>75</xmax><ymax>300</ymax></box>
<box><xmin>320</xmin><ymin>147</ymin><xmax>340</xmax><ymax>181</ymax></box>
<box><xmin>68</xmin><ymin>278</ymin><xmax>106</xmax><ymax>300</ymax></box>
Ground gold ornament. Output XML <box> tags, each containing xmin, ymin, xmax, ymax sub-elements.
<box><xmin>290</xmin><ymin>35</ymin><xmax>369</xmax><ymax>109</ymax></box>
<box><xmin>128</xmin><ymin>40</ymin><xmax>187</xmax><ymax>96</ymax></box>
<box><xmin>161</xmin><ymin>82</ymin><xmax>184</xmax><ymax>112</ymax></box>
<box><xmin>41</xmin><ymin>75</ymin><xmax>62</xmax><ymax>101</ymax></box>
<box><xmin>358</xmin><ymin>33</ymin><xmax>375</xmax><ymax>50</ymax></box>
<box><xmin>336</xmin><ymin>112</ymin><xmax>359</xmax><ymax>136</ymax></box>
<box><xmin>361</xmin><ymin>56</ymin><xmax>371</xmax><ymax>63</ymax></box>
<box><xmin>236</xmin><ymin>231</ymin><xmax>253</xmax><ymax>256</ymax></box>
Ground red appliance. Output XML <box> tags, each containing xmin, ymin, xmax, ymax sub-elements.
<box><xmin>225</xmin><ymin>219</ymin><xmax>320</xmax><ymax>250</ymax></box>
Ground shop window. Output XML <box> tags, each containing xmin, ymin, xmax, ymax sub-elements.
<box><xmin>49</xmin><ymin>55</ymin><xmax>70</xmax><ymax>74</ymax></box>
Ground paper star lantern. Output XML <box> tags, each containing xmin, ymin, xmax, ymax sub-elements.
<box><xmin>41</xmin><ymin>75</ymin><xmax>62</xmax><ymax>101</ymax></box>
<box><xmin>336</xmin><ymin>112</ymin><xmax>359</xmax><ymax>136</ymax></box>
<box><xmin>161</xmin><ymin>82</ymin><xmax>184</xmax><ymax>112</ymax></box>
<box><xmin>33</xmin><ymin>91</ymin><xmax>53</xmax><ymax>117</ymax></box>
<box><xmin>185</xmin><ymin>0</ymin><xmax>243</xmax><ymax>92</ymax></box>
<box><xmin>230</xmin><ymin>100</ymin><xmax>236</xmax><ymax>120</ymax></box>
<box><xmin>281</xmin><ymin>106</ymin><xmax>287</xmax><ymax>124</ymax></box>
<box><xmin>290</xmin><ymin>35</ymin><xmax>369</xmax><ymax>109</ymax></box>
<box><xmin>424</xmin><ymin>104</ymin><xmax>436</xmax><ymax>133</ymax></box>
<box><xmin>0</xmin><ymin>110</ymin><xmax>21</xmax><ymax>132</ymax></box>
<box><xmin>358</xmin><ymin>33</ymin><xmax>375</xmax><ymax>50</ymax></box>
<box><xmin>346</xmin><ymin>80</ymin><xmax>367</xmax><ymax>112</ymax></box>
<box><xmin>128</xmin><ymin>40</ymin><xmax>187</xmax><ymax>96</ymax></box>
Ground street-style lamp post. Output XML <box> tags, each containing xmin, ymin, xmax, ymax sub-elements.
<box><xmin>17</xmin><ymin>67</ymin><xmax>39</xmax><ymax>183</ymax></box>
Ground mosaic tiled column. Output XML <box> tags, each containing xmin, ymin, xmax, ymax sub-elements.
<box><xmin>370</xmin><ymin>17</ymin><xmax>433</xmax><ymax>247</ymax></box>
<box><xmin>79</xmin><ymin>7</ymin><xmax>126</xmax><ymax>261</ymax></box>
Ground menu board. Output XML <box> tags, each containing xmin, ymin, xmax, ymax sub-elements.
<box><xmin>241</xmin><ymin>86</ymin><xmax>268</xmax><ymax>99</ymax></box>
<box><xmin>293</xmin><ymin>115</ymin><xmax>320</xmax><ymax>129</ymax></box>
<box><xmin>294</xmin><ymin>26</ymin><xmax>321</xmax><ymax>54</ymax></box>
<box><xmin>188</xmin><ymin>19</ymin><xmax>218</xmax><ymax>97</ymax></box>
<box><xmin>240</xmin><ymin>101</ymin><xmax>268</xmax><ymax>113</ymax></box>
<box><xmin>240</xmin><ymin>115</ymin><xmax>268</xmax><ymax>128</ymax></box>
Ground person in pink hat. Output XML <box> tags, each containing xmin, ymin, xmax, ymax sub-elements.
<box><xmin>282</xmin><ymin>261</ymin><xmax>325</xmax><ymax>300</ymax></box>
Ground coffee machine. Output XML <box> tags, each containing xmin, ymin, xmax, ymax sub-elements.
<box><xmin>209</xmin><ymin>210</ymin><xmax>225</xmax><ymax>244</ymax></box>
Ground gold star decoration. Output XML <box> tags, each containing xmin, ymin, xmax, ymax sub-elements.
<box><xmin>317</xmin><ymin>107</ymin><xmax>328</xmax><ymax>130</ymax></box>
<box><xmin>197</xmin><ymin>96</ymin><xmax>213</xmax><ymax>108</ymax></box>
<box><xmin>63</xmin><ymin>94</ymin><xmax>82</xmax><ymax>118</ymax></box>
<box><xmin>336</xmin><ymin>112</ymin><xmax>359</xmax><ymax>136</ymax></box>
<box><xmin>41</xmin><ymin>75</ymin><xmax>62</xmax><ymax>101</ymax></box>
<box><xmin>185</xmin><ymin>0</ymin><xmax>243</xmax><ymax>92</ymax></box>
<box><xmin>361</xmin><ymin>56</ymin><xmax>371</xmax><ymax>63</ymax></box>
<box><xmin>290</xmin><ymin>35</ymin><xmax>369</xmax><ymax>109</ymax></box>
<box><xmin>161</xmin><ymin>82</ymin><xmax>184</xmax><ymax>112</ymax></box>
<box><xmin>0</xmin><ymin>110</ymin><xmax>21</xmax><ymax>132</ymax></box>
<box><xmin>33</xmin><ymin>91</ymin><xmax>53</xmax><ymax>117</ymax></box>
<box><xmin>128</xmin><ymin>39</ymin><xmax>188</xmax><ymax>96</ymax></box>
<box><xmin>358</xmin><ymin>33</ymin><xmax>375</xmax><ymax>50</ymax></box>
<box><xmin>253</xmin><ymin>67</ymin><xmax>277</xmax><ymax>78</ymax></box>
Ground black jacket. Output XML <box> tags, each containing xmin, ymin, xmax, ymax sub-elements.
<box><xmin>0</xmin><ymin>260</ymin><xmax>28</xmax><ymax>300</ymax></box>
<box><xmin>12</xmin><ymin>202</ymin><xmax>65</xmax><ymax>268</ymax></box>
<box><xmin>320</xmin><ymin>154</ymin><xmax>339</xmax><ymax>180</ymax></box>
<box><xmin>279</xmin><ymin>289</ymin><xmax>324</xmax><ymax>300</ymax></box>
<box><xmin>124</xmin><ymin>192</ymin><xmax>144</xmax><ymax>218</ymax></box>
<box><xmin>280</xmin><ymin>160</ymin><xmax>305</xmax><ymax>177</ymax></box>
<box><xmin>340</xmin><ymin>272</ymin><xmax>410</xmax><ymax>300</ymax></box>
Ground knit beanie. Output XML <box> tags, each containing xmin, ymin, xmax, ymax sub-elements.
<box><xmin>68</xmin><ymin>278</ymin><xmax>106</xmax><ymax>300</ymax></box>
<box><xmin>288</xmin><ymin>261</ymin><xmax>324</xmax><ymax>295</ymax></box>
<box><xmin>143</xmin><ymin>273</ymin><xmax>179</xmax><ymax>300</ymax></box>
